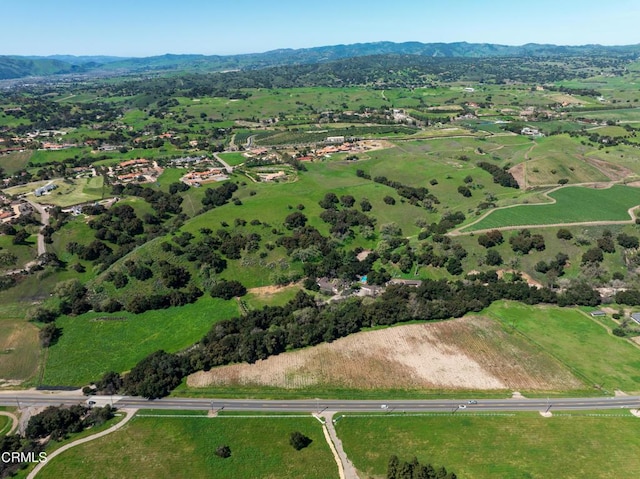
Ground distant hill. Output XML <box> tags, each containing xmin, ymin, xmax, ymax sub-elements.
<box><xmin>0</xmin><ymin>56</ymin><xmax>82</xmax><ymax>80</ymax></box>
<box><xmin>23</xmin><ymin>55</ymin><xmax>128</xmax><ymax>65</ymax></box>
<box><xmin>2</xmin><ymin>41</ymin><xmax>640</xmax><ymax>80</ymax></box>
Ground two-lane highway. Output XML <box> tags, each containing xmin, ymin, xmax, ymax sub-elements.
<box><xmin>1</xmin><ymin>391</ymin><xmax>639</xmax><ymax>413</ymax></box>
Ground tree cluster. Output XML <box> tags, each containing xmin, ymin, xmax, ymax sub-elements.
<box><xmin>534</xmin><ymin>253</ymin><xmax>569</xmax><ymax>277</ymax></box>
<box><xmin>88</xmin><ymin>204</ymin><xmax>144</xmax><ymax>245</ymax></box>
<box><xmin>477</xmin><ymin>161</ymin><xmax>519</xmax><ymax>189</ymax></box>
<box><xmin>370</xmin><ymin>175</ymin><xmax>440</xmax><ymax>208</ymax></box>
<box><xmin>201</xmin><ymin>182</ymin><xmax>238</xmax><ymax>210</ymax></box>
<box><xmin>509</xmin><ymin>229</ymin><xmax>545</xmax><ymax>254</ymax></box>
<box><xmin>387</xmin><ymin>455</ymin><xmax>456</xmax><ymax>479</ymax></box>
<box><xmin>210</xmin><ymin>279</ymin><xmax>247</xmax><ymax>300</ymax></box>
<box><xmin>477</xmin><ymin>230</ymin><xmax>504</xmax><ymax>248</ymax></box>
<box><xmin>0</xmin><ymin>435</ymin><xmax>44</xmax><ymax>478</ymax></box>
<box><xmin>25</xmin><ymin>404</ymin><xmax>114</xmax><ymax>441</ymax></box>
<box><xmin>125</xmin><ymin>285</ymin><xmax>202</xmax><ymax>314</ymax></box>
<box><xmin>113</xmin><ymin>183</ymin><xmax>183</xmax><ymax>217</ymax></box>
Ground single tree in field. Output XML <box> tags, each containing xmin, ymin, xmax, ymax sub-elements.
<box><xmin>289</xmin><ymin>431</ymin><xmax>312</xmax><ymax>450</ymax></box>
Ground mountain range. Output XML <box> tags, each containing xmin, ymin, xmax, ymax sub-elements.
<box><xmin>2</xmin><ymin>41</ymin><xmax>640</xmax><ymax>80</ymax></box>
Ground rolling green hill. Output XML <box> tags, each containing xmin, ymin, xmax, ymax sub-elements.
<box><xmin>3</xmin><ymin>41</ymin><xmax>640</xmax><ymax>79</ymax></box>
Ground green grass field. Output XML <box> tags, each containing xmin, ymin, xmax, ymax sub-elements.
<box><xmin>218</xmin><ymin>152</ymin><xmax>246</xmax><ymax>166</ymax></box>
<box><xmin>13</xmin><ymin>413</ymin><xmax>125</xmax><ymax>479</ymax></box>
<box><xmin>463</xmin><ymin>185</ymin><xmax>640</xmax><ymax>231</ymax></box>
<box><xmin>337</xmin><ymin>412</ymin><xmax>640</xmax><ymax>479</ymax></box>
<box><xmin>0</xmin><ymin>319</ymin><xmax>40</xmax><ymax>381</ymax></box>
<box><xmin>4</xmin><ymin>177</ymin><xmax>106</xmax><ymax>207</ymax></box>
<box><xmin>27</xmin><ymin>147</ymin><xmax>91</xmax><ymax>166</ymax></box>
<box><xmin>521</xmin><ymin>136</ymin><xmax>611</xmax><ymax>186</ymax></box>
<box><xmin>37</xmin><ymin>414</ymin><xmax>337</xmax><ymax>479</ymax></box>
<box><xmin>0</xmin><ymin>150</ymin><xmax>32</xmax><ymax>174</ymax></box>
<box><xmin>0</xmin><ymin>415</ymin><xmax>10</xmax><ymax>437</ymax></box>
<box><xmin>568</xmin><ymin>107</ymin><xmax>640</xmax><ymax>122</ymax></box>
<box><xmin>486</xmin><ymin>302</ymin><xmax>640</xmax><ymax>394</ymax></box>
<box><xmin>42</xmin><ymin>297</ymin><xmax>240</xmax><ymax>386</ymax></box>
<box><xmin>0</xmin><ymin>235</ymin><xmax>37</xmax><ymax>272</ymax></box>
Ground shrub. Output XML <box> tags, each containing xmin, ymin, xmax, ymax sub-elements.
<box><xmin>215</xmin><ymin>445</ymin><xmax>231</xmax><ymax>458</ymax></box>
<box><xmin>485</xmin><ymin>249</ymin><xmax>503</xmax><ymax>266</ymax></box>
<box><xmin>210</xmin><ymin>280</ymin><xmax>247</xmax><ymax>300</ymax></box>
<box><xmin>556</xmin><ymin>228</ymin><xmax>573</xmax><ymax>240</ymax></box>
<box><xmin>613</xmin><ymin>327</ymin><xmax>626</xmax><ymax>337</ymax></box>
<box><xmin>39</xmin><ymin>323</ymin><xmax>61</xmax><ymax>348</ymax></box>
<box><xmin>597</xmin><ymin>236</ymin><xmax>616</xmax><ymax>253</ymax></box>
<box><xmin>617</xmin><ymin>233</ymin><xmax>640</xmax><ymax>249</ymax></box>
<box><xmin>582</xmin><ymin>247</ymin><xmax>604</xmax><ymax>264</ymax></box>
<box><xmin>289</xmin><ymin>431</ymin><xmax>312</xmax><ymax>450</ymax></box>
<box><xmin>457</xmin><ymin>185</ymin><xmax>472</xmax><ymax>197</ymax></box>
<box><xmin>284</xmin><ymin>212</ymin><xmax>308</xmax><ymax>229</ymax></box>
<box><xmin>612</xmin><ymin>271</ymin><xmax>625</xmax><ymax>281</ymax></box>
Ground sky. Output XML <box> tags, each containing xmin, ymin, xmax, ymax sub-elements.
<box><xmin>3</xmin><ymin>0</ymin><xmax>639</xmax><ymax>57</ymax></box>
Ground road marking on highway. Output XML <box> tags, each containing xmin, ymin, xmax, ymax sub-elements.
<box><xmin>336</xmin><ymin>413</ymin><xmax>517</xmax><ymax>418</ymax></box>
<box><xmin>136</xmin><ymin>414</ymin><xmax>210</xmax><ymax>418</ymax></box>
<box><xmin>136</xmin><ymin>414</ymin><xmax>313</xmax><ymax>418</ymax></box>
<box><xmin>553</xmin><ymin>413</ymin><xmax>634</xmax><ymax>417</ymax></box>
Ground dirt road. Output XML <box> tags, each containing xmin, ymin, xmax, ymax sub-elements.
<box><xmin>27</xmin><ymin>200</ymin><xmax>49</xmax><ymax>257</ymax></box>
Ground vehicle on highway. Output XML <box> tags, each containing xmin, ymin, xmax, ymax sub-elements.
<box><xmin>458</xmin><ymin>404</ymin><xmax>467</xmax><ymax>409</ymax></box>
<box><xmin>468</xmin><ymin>400</ymin><xmax>478</xmax><ymax>404</ymax></box>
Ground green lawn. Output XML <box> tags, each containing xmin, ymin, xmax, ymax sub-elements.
<box><xmin>337</xmin><ymin>412</ymin><xmax>640</xmax><ymax>479</ymax></box>
<box><xmin>0</xmin><ymin>415</ymin><xmax>10</xmax><ymax>437</ymax></box>
<box><xmin>463</xmin><ymin>185</ymin><xmax>640</xmax><ymax>231</ymax></box>
<box><xmin>37</xmin><ymin>414</ymin><xmax>337</xmax><ymax>479</ymax></box>
<box><xmin>42</xmin><ymin>297</ymin><xmax>239</xmax><ymax>386</ymax></box>
<box><xmin>218</xmin><ymin>152</ymin><xmax>246</xmax><ymax>166</ymax></box>
<box><xmin>485</xmin><ymin>302</ymin><xmax>640</xmax><ymax>394</ymax></box>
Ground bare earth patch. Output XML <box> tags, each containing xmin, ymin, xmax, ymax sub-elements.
<box><xmin>188</xmin><ymin>317</ymin><xmax>582</xmax><ymax>391</ymax></box>
<box><xmin>582</xmin><ymin>156</ymin><xmax>633</xmax><ymax>182</ymax></box>
<box><xmin>247</xmin><ymin>282</ymin><xmax>301</xmax><ymax>298</ymax></box>
<box><xmin>497</xmin><ymin>269</ymin><xmax>544</xmax><ymax>289</ymax></box>
<box><xmin>508</xmin><ymin>163</ymin><xmax>526</xmax><ymax>189</ymax></box>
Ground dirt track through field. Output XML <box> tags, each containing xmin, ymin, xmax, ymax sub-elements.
<box><xmin>188</xmin><ymin>317</ymin><xmax>582</xmax><ymax>391</ymax></box>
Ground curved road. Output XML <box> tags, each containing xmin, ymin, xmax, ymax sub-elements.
<box><xmin>26</xmin><ymin>409</ymin><xmax>137</xmax><ymax>479</ymax></box>
<box><xmin>212</xmin><ymin>153</ymin><xmax>233</xmax><ymax>174</ymax></box>
<box><xmin>0</xmin><ymin>411</ymin><xmax>18</xmax><ymax>435</ymax></box>
<box><xmin>1</xmin><ymin>392</ymin><xmax>639</xmax><ymax>413</ymax></box>
<box><xmin>27</xmin><ymin>200</ymin><xmax>49</xmax><ymax>257</ymax></box>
